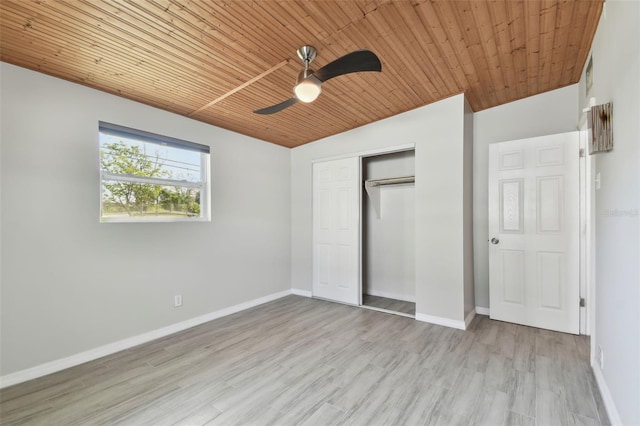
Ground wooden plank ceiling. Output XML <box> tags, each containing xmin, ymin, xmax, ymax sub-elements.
<box><xmin>0</xmin><ymin>0</ymin><xmax>603</xmax><ymax>148</ymax></box>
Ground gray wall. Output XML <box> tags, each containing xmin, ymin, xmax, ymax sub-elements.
<box><xmin>291</xmin><ymin>94</ymin><xmax>473</xmax><ymax>324</ymax></box>
<box><xmin>576</xmin><ymin>1</ymin><xmax>640</xmax><ymax>423</ymax></box>
<box><xmin>0</xmin><ymin>63</ymin><xmax>292</xmax><ymax>376</ymax></box>
<box><xmin>472</xmin><ymin>85</ymin><xmax>579</xmax><ymax>309</ymax></box>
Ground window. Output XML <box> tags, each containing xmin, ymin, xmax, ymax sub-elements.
<box><xmin>99</xmin><ymin>122</ymin><xmax>210</xmax><ymax>222</ymax></box>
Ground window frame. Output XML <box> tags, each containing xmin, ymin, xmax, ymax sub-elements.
<box><xmin>98</xmin><ymin>121</ymin><xmax>211</xmax><ymax>223</ymax></box>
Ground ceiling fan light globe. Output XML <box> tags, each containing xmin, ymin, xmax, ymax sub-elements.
<box><xmin>294</xmin><ymin>79</ymin><xmax>322</xmax><ymax>103</ymax></box>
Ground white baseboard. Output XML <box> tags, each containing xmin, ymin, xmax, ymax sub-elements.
<box><xmin>364</xmin><ymin>289</ymin><xmax>415</xmax><ymax>303</ymax></box>
<box><xmin>0</xmin><ymin>289</ymin><xmax>292</xmax><ymax>389</ymax></box>
<box><xmin>475</xmin><ymin>306</ymin><xmax>490</xmax><ymax>316</ymax></box>
<box><xmin>291</xmin><ymin>288</ymin><xmax>312</xmax><ymax>297</ymax></box>
<box><xmin>415</xmin><ymin>312</ymin><xmax>466</xmax><ymax>330</ymax></box>
<box><xmin>591</xmin><ymin>361</ymin><xmax>622</xmax><ymax>425</ymax></box>
<box><xmin>464</xmin><ymin>309</ymin><xmax>476</xmax><ymax>329</ymax></box>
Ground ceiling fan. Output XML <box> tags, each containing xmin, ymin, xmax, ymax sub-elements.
<box><xmin>253</xmin><ymin>46</ymin><xmax>382</xmax><ymax>115</ymax></box>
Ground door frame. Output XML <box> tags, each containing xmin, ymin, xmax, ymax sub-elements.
<box><xmin>578</xmin><ymin>113</ymin><xmax>596</xmax><ymax>338</ymax></box>
<box><xmin>310</xmin><ymin>143</ymin><xmax>416</xmax><ymax>164</ymax></box>
<box><xmin>312</xmin><ymin>143</ymin><xmax>416</xmax><ymax>308</ymax></box>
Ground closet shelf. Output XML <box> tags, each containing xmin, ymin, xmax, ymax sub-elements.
<box><xmin>365</xmin><ymin>175</ymin><xmax>415</xmax><ymax>187</ymax></box>
<box><xmin>364</xmin><ymin>175</ymin><xmax>415</xmax><ymax>219</ymax></box>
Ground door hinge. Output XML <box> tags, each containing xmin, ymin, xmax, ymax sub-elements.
<box><xmin>579</xmin><ymin>148</ymin><xmax>585</xmax><ymax>158</ymax></box>
<box><xmin>580</xmin><ymin>297</ymin><xmax>586</xmax><ymax>307</ymax></box>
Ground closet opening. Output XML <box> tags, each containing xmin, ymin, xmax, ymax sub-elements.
<box><xmin>361</xmin><ymin>149</ymin><xmax>416</xmax><ymax>317</ymax></box>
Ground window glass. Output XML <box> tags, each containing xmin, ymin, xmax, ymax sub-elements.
<box><xmin>99</xmin><ymin>122</ymin><xmax>210</xmax><ymax>222</ymax></box>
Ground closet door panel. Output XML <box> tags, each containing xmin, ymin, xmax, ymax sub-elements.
<box><xmin>312</xmin><ymin>157</ymin><xmax>360</xmax><ymax>305</ymax></box>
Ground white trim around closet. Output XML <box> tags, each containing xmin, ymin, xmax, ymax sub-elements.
<box><xmin>311</xmin><ymin>143</ymin><xmax>416</xmax><ymax>164</ymax></box>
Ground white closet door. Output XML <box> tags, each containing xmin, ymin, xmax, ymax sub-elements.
<box><xmin>312</xmin><ymin>157</ymin><xmax>360</xmax><ymax>305</ymax></box>
<box><xmin>489</xmin><ymin>132</ymin><xmax>579</xmax><ymax>334</ymax></box>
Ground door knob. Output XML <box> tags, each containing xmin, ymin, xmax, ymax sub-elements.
<box><xmin>490</xmin><ymin>237</ymin><xmax>500</xmax><ymax>245</ymax></box>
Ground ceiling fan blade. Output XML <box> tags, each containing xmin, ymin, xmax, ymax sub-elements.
<box><xmin>313</xmin><ymin>50</ymin><xmax>382</xmax><ymax>83</ymax></box>
<box><xmin>253</xmin><ymin>98</ymin><xmax>298</xmax><ymax>115</ymax></box>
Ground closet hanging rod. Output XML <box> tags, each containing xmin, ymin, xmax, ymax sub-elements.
<box><xmin>365</xmin><ymin>175</ymin><xmax>415</xmax><ymax>187</ymax></box>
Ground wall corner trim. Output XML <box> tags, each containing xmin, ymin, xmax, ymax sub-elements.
<box><xmin>0</xmin><ymin>289</ymin><xmax>293</xmax><ymax>389</ymax></box>
<box><xmin>475</xmin><ymin>306</ymin><xmax>490</xmax><ymax>316</ymax></box>
<box><xmin>591</xmin><ymin>361</ymin><xmax>623</xmax><ymax>426</ymax></box>
<box><xmin>291</xmin><ymin>288</ymin><xmax>313</xmax><ymax>297</ymax></box>
<box><xmin>415</xmin><ymin>313</ymin><xmax>466</xmax><ymax>330</ymax></box>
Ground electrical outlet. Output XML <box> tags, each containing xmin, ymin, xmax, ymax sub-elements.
<box><xmin>174</xmin><ymin>294</ymin><xmax>183</xmax><ymax>307</ymax></box>
<box><xmin>599</xmin><ymin>345</ymin><xmax>604</xmax><ymax>370</ymax></box>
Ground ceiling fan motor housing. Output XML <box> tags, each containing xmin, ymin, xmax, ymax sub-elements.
<box><xmin>296</xmin><ymin>68</ymin><xmax>315</xmax><ymax>84</ymax></box>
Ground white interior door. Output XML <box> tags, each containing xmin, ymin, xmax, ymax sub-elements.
<box><xmin>489</xmin><ymin>132</ymin><xmax>579</xmax><ymax>334</ymax></box>
<box><xmin>312</xmin><ymin>157</ymin><xmax>360</xmax><ymax>305</ymax></box>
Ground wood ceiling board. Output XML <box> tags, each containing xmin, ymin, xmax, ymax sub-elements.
<box><xmin>549</xmin><ymin>0</ymin><xmax>576</xmax><ymax>90</ymax></box>
<box><xmin>524</xmin><ymin>0</ymin><xmax>542</xmax><ymax>96</ymax></box>
<box><xmin>435</xmin><ymin>1</ymin><xmax>486</xmax><ymax>108</ymax></box>
<box><xmin>324</xmin><ymin>24</ymin><xmax>414</xmax><ymax>112</ymax></box>
<box><xmin>504</xmin><ymin>0</ymin><xmax>528</xmax><ymax>100</ymax></box>
<box><xmin>373</xmin><ymin>3</ymin><xmax>441</xmax><ymax>101</ymax></box>
<box><xmin>189</xmin><ymin>59</ymin><xmax>290</xmax><ymax>116</ymax></box>
<box><xmin>537</xmin><ymin>0</ymin><xmax>559</xmax><ymax>96</ymax></box>
<box><xmin>571</xmin><ymin>1</ymin><xmax>601</xmax><ymax>84</ymax></box>
<box><xmin>457</xmin><ymin>1</ymin><xmax>501</xmax><ymax>108</ymax></box>
<box><xmin>0</xmin><ymin>36</ymin><xmax>206</xmax><ymax>116</ymax></box>
<box><xmin>393</xmin><ymin>3</ymin><xmax>454</xmax><ymax>100</ymax></box>
<box><xmin>146</xmin><ymin>0</ymin><xmax>278</xmax><ymax>73</ymax></box>
<box><xmin>414</xmin><ymin>1</ymin><xmax>470</xmax><ymax>96</ymax></box>
<box><xmin>1</xmin><ymin>1</ymin><xmax>234</xmax><ymax>103</ymax></box>
<box><xmin>488</xmin><ymin>0</ymin><xmax>519</xmax><ymax>106</ymax></box>
<box><xmin>68</xmin><ymin>0</ymin><xmax>252</xmax><ymax>87</ymax></box>
<box><xmin>0</xmin><ymin>0</ymin><xmax>603</xmax><ymax>148</ymax></box>
<box><xmin>347</xmin><ymin>15</ymin><xmax>425</xmax><ymax>107</ymax></box>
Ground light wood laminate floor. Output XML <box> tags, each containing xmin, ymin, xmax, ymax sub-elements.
<box><xmin>0</xmin><ymin>296</ymin><xmax>609</xmax><ymax>426</ymax></box>
<box><xmin>362</xmin><ymin>294</ymin><xmax>416</xmax><ymax>316</ymax></box>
